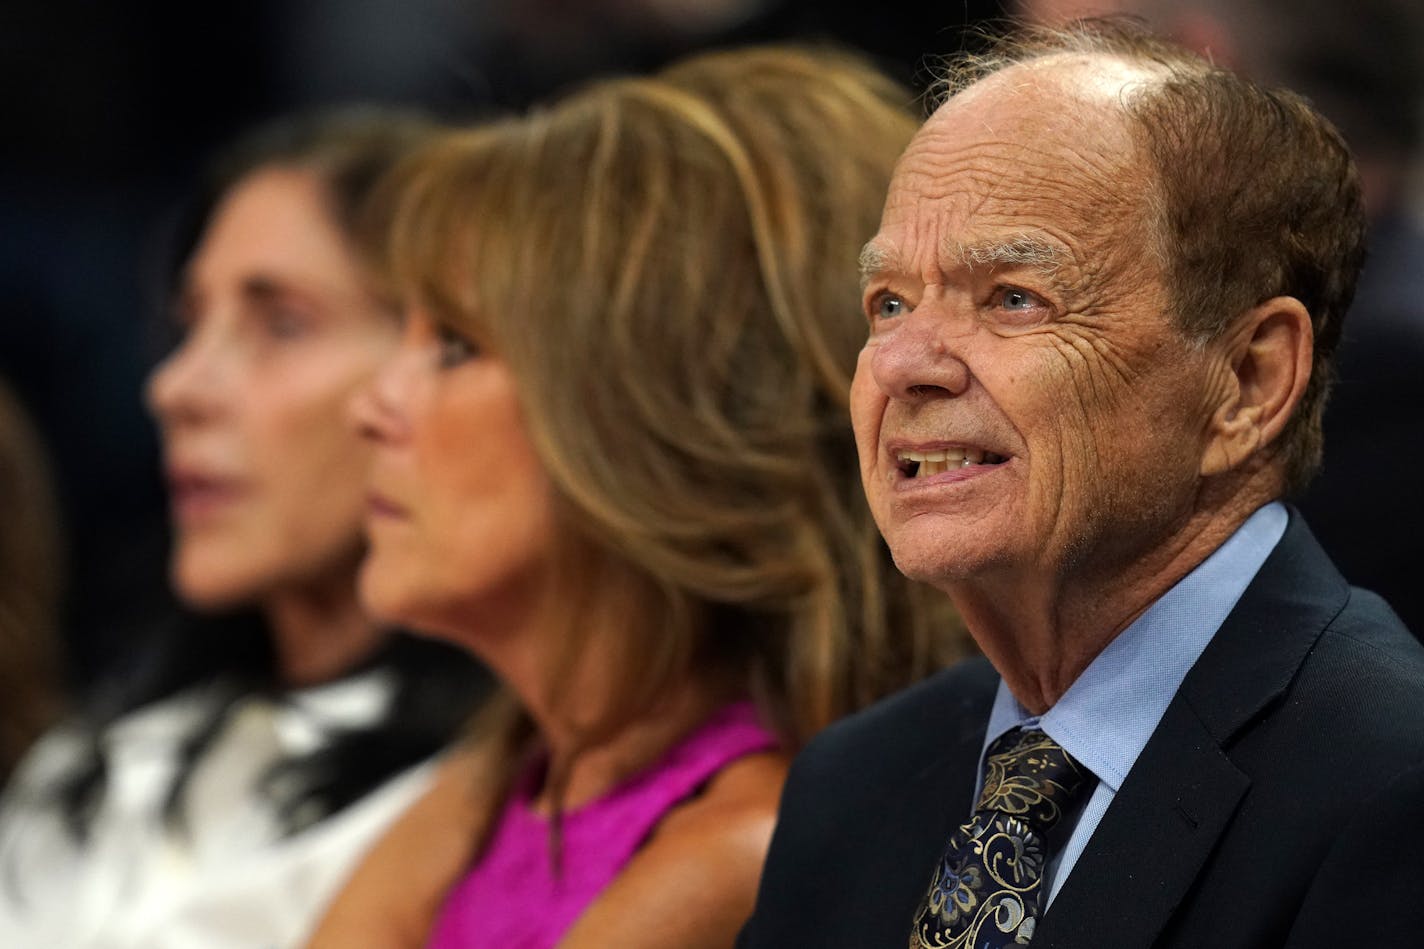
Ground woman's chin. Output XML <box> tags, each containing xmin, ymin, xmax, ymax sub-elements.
<box><xmin>172</xmin><ymin>560</ymin><xmax>262</xmax><ymax>612</ymax></box>
<box><xmin>356</xmin><ymin>558</ymin><xmax>419</xmax><ymax>627</ymax></box>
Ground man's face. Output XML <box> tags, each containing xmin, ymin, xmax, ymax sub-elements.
<box><xmin>853</xmin><ymin>61</ymin><xmax>1226</xmax><ymax>591</ymax></box>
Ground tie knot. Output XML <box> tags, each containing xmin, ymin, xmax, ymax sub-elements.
<box><xmin>976</xmin><ymin>727</ymin><xmax>1089</xmax><ymax>833</ymax></box>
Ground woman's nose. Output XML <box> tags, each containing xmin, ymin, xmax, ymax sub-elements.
<box><xmin>145</xmin><ymin>325</ymin><xmax>228</xmax><ymax>427</ymax></box>
<box><xmin>350</xmin><ymin>346</ymin><xmax>413</xmax><ymax>446</ymax></box>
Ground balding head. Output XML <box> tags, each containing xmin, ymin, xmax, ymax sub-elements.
<box><xmin>918</xmin><ymin>20</ymin><xmax>1365</xmax><ymax>493</ymax></box>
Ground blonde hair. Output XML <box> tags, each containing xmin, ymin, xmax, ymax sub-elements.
<box><xmin>387</xmin><ymin>46</ymin><xmax>969</xmax><ymax>769</ymax></box>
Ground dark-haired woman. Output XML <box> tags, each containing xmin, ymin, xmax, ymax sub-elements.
<box><xmin>0</xmin><ymin>110</ymin><xmax>488</xmax><ymax>949</ymax></box>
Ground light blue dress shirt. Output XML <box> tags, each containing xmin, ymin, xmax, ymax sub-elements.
<box><xmin>975</xmin><ymin>501</ymin><xmax>1288</xmax><ymax>906</ymax></box>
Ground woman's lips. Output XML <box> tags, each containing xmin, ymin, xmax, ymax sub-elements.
<box><xmin>367</xmin><ymin>491</ymin><xmax>409</xmax><ymax>519</ymax></box>
<box><xmin>168</xmin><ymin>471</ymin><xmax>246</xmax><ymax>522</ymax></box>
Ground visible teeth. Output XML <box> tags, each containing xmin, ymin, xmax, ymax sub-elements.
<box><xmin>898</xmin><ymin>447</ymin><xmax>1007</xmax><ymax>478</ymax></box>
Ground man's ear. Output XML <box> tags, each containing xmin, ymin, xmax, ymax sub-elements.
<box><xmin>1200</xmin><ymin>296</ymin><xmax>1313</xmax><ymax>477</ymax></box>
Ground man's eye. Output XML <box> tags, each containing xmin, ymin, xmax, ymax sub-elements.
<box><xmin>437</xmin><ymin>325</ymin><xmax>480</xmax><ymax>367</ymax></box>
<box><xmin>871</xmin><ymin>292</ymin><xmax>908</xmax><ymax>320</ymax></box>
<box><xmin>997</xmin><ymin>287</ymin><xmax>1040</xmax><ymax>310</ymax></box>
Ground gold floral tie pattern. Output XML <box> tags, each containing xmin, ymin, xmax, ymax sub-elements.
<box><xmin>909</xmin><ymin>728</ymin><xmax>1090</xmax><ymax>948</ymax></box>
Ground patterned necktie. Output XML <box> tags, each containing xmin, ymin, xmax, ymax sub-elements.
<box><xmin>909</xmin><ymin>727</ymin><xmax>1091</xmax><ymax>948</ymax></box>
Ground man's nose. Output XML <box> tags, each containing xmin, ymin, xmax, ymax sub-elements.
<box><xmin>870</xmin><ymin>304</ymin><xmax>971</xmax><ymax>403</ymax></box>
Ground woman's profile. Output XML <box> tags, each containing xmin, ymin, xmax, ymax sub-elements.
<box><xmin>0</xmin><ymin>109</ymin><xmax>489</xmax><ymax>949</ymax></box>
<box><xmin>312</xmin><ymin>45</ymin><xmax>969</xmax><ymax>949</ymax></box>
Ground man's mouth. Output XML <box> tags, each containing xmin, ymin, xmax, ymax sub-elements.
<box><xmin>895</xmin><ymin>448</ymin><xmax>1008</xmax><ymax>479</ymax></box>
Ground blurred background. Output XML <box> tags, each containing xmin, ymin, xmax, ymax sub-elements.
<box><xmin>0</xmin><ymin>0</ymin><xmax>1007</xmax><ymax>692</ymax></box>
<box><xmin>3</xmin><ymin>0</ymin><xmax>1421</xmax><ymax>696</ymax></box>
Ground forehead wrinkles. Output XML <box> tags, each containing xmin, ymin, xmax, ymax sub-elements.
<box><xmin>882</xmin><ymin>72</ymin><xmax>1153</xmax><ymax>283</ymax></box>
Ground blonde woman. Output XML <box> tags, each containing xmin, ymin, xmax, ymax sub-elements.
<box><xmin>313</xmin><ymin>46</ymin><xmax>970</xmax><ymax>949</ymax></box>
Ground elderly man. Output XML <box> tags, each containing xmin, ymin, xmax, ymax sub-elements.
<box><xmin>737</xmin><ymin>21</ymin><xmax>1424</xmax><ymax>949</ymax></box>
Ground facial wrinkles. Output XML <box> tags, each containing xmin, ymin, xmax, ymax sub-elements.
<box><xmin>970</xmin><ymin>171</ymin><xmax>1163</xmax><ymax>395</ymax></box>
<box><xmin>955</xmin><ymin>233</ymin><xmax>1064</xmax><ymax>276</ymax></box>
<box><xmin>967</xmin><ymin>89</ymin><xmax>1162</xmax><ymax>454</ymax></box>
<box><xmin>1032</xmin><ymin>80</ymin><xmax>1159</xmax><ymax>289</ymax></box>
<box><xmin>993</xmin><ymin>142</ymin><xmax>1138</xmax><ymax>263</ymax></box>
<box><xmin>1045</xmin><ymin>275</ymin><xmax>1173</xmax><ymax>397</ymax></box>
<box><xmin>854</xmin><ymin>57</ymin><xmax>1236</xmax><ymax>607</ymax></box>
<box><xmin>952</xmin><ymin>67</ymin><xmax>1146</xmax><ymax>230</ymax></box>
<box><xmin>885</xmin><ymin>76</ymin><xmax>1141</xmax><ymax>308</ymax></box>
<box><xmin>894</xmin><ymin>135</ymin><xmax>1118</xmax><ymax>306</ymax></box>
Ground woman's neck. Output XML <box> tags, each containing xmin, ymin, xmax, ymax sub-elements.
<box><xmin>491</xmin><ymin>606</ymin><xmax>733</xmax><ymax>812</ymax></box>
<box><xmin>528</xmin><ymin>675</ymin><xmax>730</xmax><ymax>814</ymax></box>
<box><xmin>463</xmin><ymin>561</ymin><xmax>738</xmax><ymax>812</ymax></box>
<box><xmin>263</xmin><ymin>572</ymin><xmax>384</xmax><ymax>688</ymax></box>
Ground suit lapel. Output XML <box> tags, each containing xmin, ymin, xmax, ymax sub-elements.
<box><xmin>876</xmin><ymin>737</ymin><xmax>989</xmax><ymax>905</ymax></box>
<box><xmin>842</xmin><ymin>661</ymin><xmax>998</xmax><ymax>943</ymax></box>
<box><xmin>1033</xmin><ymin>512</ymin><xmax>1350</xmax><ymax>948</ymax></box>
<box><xmin>1033</xmin><ymin>699</ymin><xmax>1249</xmax><ymax>949</ymax></box>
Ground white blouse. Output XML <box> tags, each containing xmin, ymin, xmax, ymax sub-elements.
<box><xmin>0</xmin><ymin>673</ymin><xmax>438</xmax><ymax>949</ymax></box>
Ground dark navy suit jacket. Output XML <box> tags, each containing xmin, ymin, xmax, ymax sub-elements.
<box><xmin>738</xmin><ymin>512</ymin><xmax>1424</xmax><ymax>948</ymax></box>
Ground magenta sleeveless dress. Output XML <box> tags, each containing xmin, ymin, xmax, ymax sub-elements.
<box><xmin>426</xmin><ymin>701</ymin><xmax>777</xmax><ymax>949</ymax></box>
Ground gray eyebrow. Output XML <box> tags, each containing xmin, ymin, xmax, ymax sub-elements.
<box><xmin>857</xmin><ymin>233</ymin><xmax>1071</xmax><ymax>292</ymax></box>
<box><xmin>857</xmin><ymin>241</ymin><xmax>897</xmax><ymax>291</ymax></box>
<box><xmin>950</xmin><ymin>234</ymin><xmax>1067</xmax><ymax>275</ymax></box>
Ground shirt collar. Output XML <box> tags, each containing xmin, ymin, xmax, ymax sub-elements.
<box><xmin>272</xmin><ymin>668</ymin><xmax>397</xmax><ymax>756</ymax></box>
<box><xmin>983</xmin><ymin>501</ymin><xmax>1288</xmax><ymax>791</ymax></box>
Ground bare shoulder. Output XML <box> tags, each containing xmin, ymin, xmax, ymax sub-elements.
<box><xmin>304</xmin><ymin>742</ymin><xmax>494</xmax><ymax>948</ymax></box>
<box><xmin>559</xmin><ymin>749</ymin><xmax>791</xmax><ymax>949</ymax></box>
<box><xmin>643</xmin><ymin>748</ymin><xmax>789</xmax><ymax>867</ymax></box>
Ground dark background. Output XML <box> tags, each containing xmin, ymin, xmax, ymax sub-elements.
<box><xmin>1</xmin><ymin>0</ymin><xmax>1008</xmax><ymax>691</ymax></box>
<box><xmin>5</xmin><ymin>0</ymin><xmax>1422</xmax><ymax>696</ymax></box>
